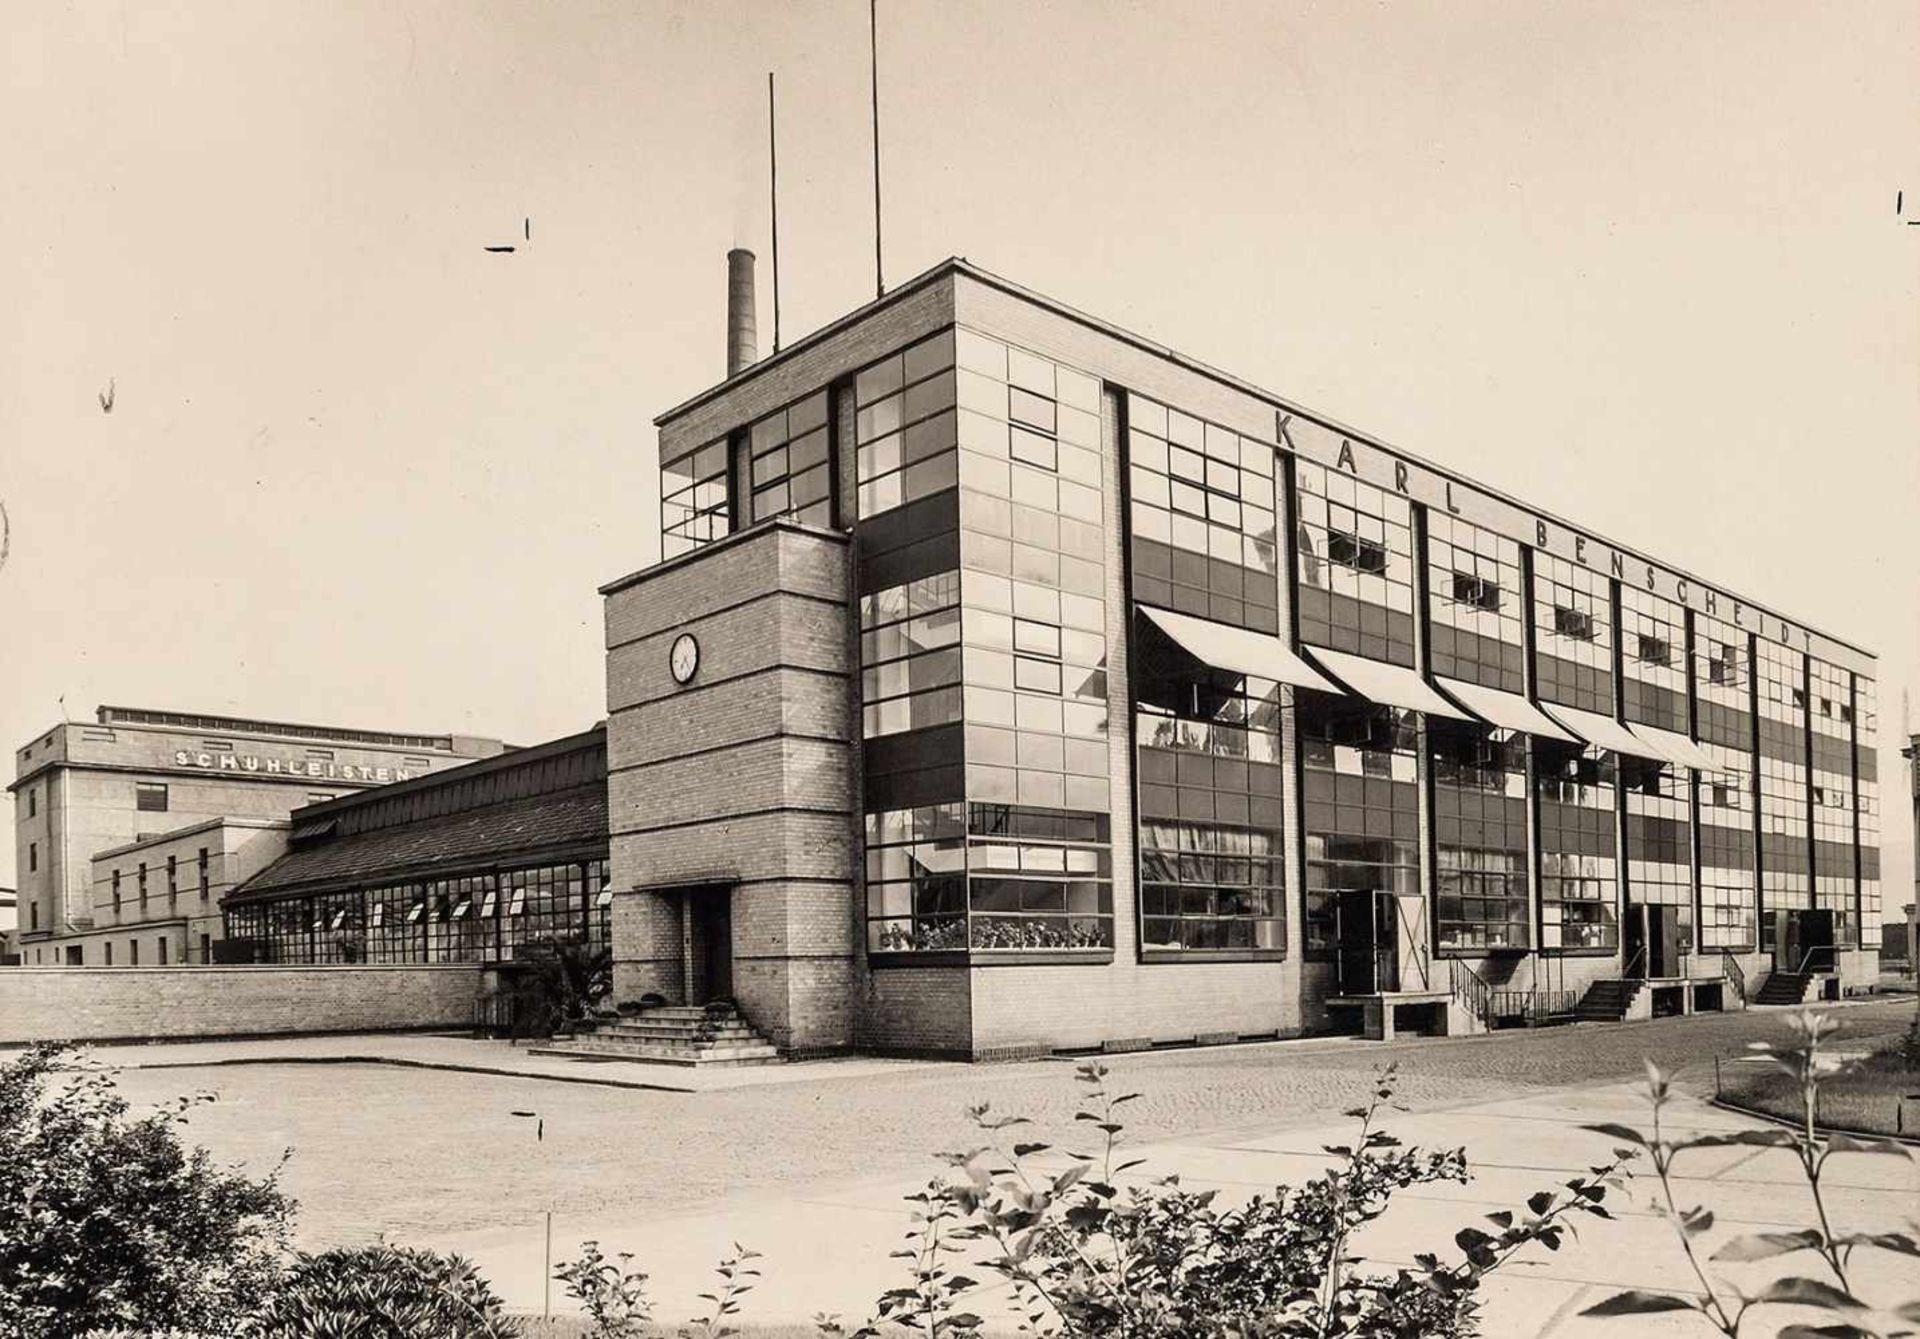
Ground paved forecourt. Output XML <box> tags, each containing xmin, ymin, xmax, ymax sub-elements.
<box><xmin>87</xmin><ymin>999</ymin><xmax>1918</xmax><ymax>1332</ymax></box>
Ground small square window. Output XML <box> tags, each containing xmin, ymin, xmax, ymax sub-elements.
<box><xmin>1553</xmin><ymin>606</ymin><xmax>1595</xmax><ymax>641</ymax></box>
<box><xmin>135</xmin><ymin>782</ymin><xmax>169</xmax><ymax>813</ymax></box>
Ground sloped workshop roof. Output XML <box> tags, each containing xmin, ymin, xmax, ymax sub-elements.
<box><xmin>230</xmin><ymin>783</ymin><xmax>606</xmax><ymax>904</ymax></box>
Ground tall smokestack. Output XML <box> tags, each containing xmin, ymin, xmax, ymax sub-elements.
<box><xmin>726</xmin><ymin>248</ymin><xmax>758</xmax><ymax>378</ymax></box>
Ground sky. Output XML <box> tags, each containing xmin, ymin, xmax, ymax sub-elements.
<box><xmin>2</xmin><ymin>1</ymin><xmax>1916</xmax><ymax>921</ymax></box>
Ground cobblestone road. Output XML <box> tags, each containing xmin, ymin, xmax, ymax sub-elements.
<box><xmin>104</xmin><ymin>998</ymin><xmax>1913</xmax><ymax>1245</ymax></box>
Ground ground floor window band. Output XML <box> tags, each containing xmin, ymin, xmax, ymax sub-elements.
<box><xmin>225</xmin><ymin>859</ymin><xmax>612</xmax><ymax>965</ymax></box>
<box><xmin>865</xmin><ymin>802</ymin><xmax>1112</xmax><ymax>955</ymax></box>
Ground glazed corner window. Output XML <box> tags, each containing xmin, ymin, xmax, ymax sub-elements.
<box><xmin>1553</xmin><ymin>606</ymin><xmax>1595</xmax><ymax>641</ymax></box>
<box><xmin>135</xmin><ymin>782</ymin><xmax>169</xmax><ymax>812</ymax></box>
<box><xmin>1635</xmin><ymin>633</ymin><xmax>1672</xmax><ymax>667</ymax></box>
<box><xmin>745</xmin><ymin>391</ymin><xmax>833</xmax><ymax>528</ymax></box>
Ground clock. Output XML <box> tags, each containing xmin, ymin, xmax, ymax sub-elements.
<box><xmin>669</xmin><ymin>632</ymin><xmax>700</xmax><ymax>685</ymax></box>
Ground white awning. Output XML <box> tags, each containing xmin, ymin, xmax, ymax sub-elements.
<box><xmin>1137</xmin><ymin>605</ymin><xmax>1338</xmax><ymax>693</ymax></box>
<box><xmin>1539</xmin><ymin>703</ymin><xmax>1665</xmax><ymax>761</ymax></box>
<box><xmin>1436</xmin><ymin>677</ymin><xmax>1580</xmax><ymax>743</ymax></box>
<box><xmin>1627</xmin><ymin>722</ymin><xmax>1720</xmax><ymax>772</ymax></box>
<box><xmin>1302</xmin><ymin>646</ymin><xmax>1473</xmax><ymax>721</ymax></box>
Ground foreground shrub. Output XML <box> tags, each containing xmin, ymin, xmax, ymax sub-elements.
<box><xmin>0</xmin><ymin>1044</ymin><xmax>293</xmax><ymax>1339</ymax></box>
<box><xmin>252</xmin><ymin>1244</ymin><xmax>520</xmax><ymax>1338</ymax></box>
<box><xmin>1583</xmin><ymin>1009</ymin><xmax>1920</xmax><ymax>1337</ymax></box>
<box><xmin>828</xmin><ymin>1061</ymin><xmax>1630</xmax><ymax>1337</ymax></box>
<box><xmin>554</xmin><ymin>1240</ymin><xmax>651</xmax><ymax>1337</ymax></box>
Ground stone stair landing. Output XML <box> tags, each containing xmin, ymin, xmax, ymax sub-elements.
<box><xmin>530</xmin><ymin>1003</ymin><xmax>781</xmax><ymax>1068</ymax></box>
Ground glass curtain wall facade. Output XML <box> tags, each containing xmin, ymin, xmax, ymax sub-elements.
<box><xmin>1621</xmin><ymin>587</ymin><xmax>1694</xmax><ymax>947</ymax></box>
<box><xmin>1431</xmin><ymin>726</ymin><xmax>1530</xmax><ymax>952</ymax></box>
<box><xmin>860</xmin><ymin>328</ymin><xmax>1113</xmax><ymax>958</ymax></box>
<box><xmin>1757</xmin><ymin>639</ymin><xmax>1812</xmax><ymax>934</ymax></box>
<box><xmin>1290</xmin><ymin>439</ymin><xmax>1416</xmax><ymax>666</ymax></box>
<box><xmin>1126</xmin><ymin>392</ymin><xmax>1291</xmax><ymax>959</ymax></box>
<box><xmin>1299</xmin><ymin>704</ymin><xmax>1421</xmax><ymax>956</ymax></box>
<box><xmin>1693</xmin><ymin>615</ymin><xmax>1757</xmax><ymax>949</ymax></box>
<box><xmin>1533</xmin><ymin>553</ymin><xmax>1615</xmax><ymax>716</ymax></box>
<box><xmin>645</xmin><ymin>273</ymin><xmax>1879</xmax><ymax>1019</ymax></box>
<box><xmin>1127</xmin><ymin>397</ymin><xmax>1281</xmax><ymax>632</ymax></box>
<box><xmin>226</xmin><ymin>859</ymin><xmax>612</xmax><ymax>964</ymax></box>
<box><xmin>1855</xmin><ymin>676</ymin><xmax>1880</xmax><ymax>937</ymax></box>
<box><xmin>1809</xmin><ymin>657</ymin><xmax>1857</xmax><ymax>947</ymax></box>
<box><xmin>1133</xmin><ymin>644</ymin><xmax>1286</xmax><ymax>955</ymax></box>
<box><xmin>1536</xmin><ymin>741</ymin><xmax>1618</xmax><ymax>950</ymax></box>
<box><xmin>1426</xmin><ymin>514</ymin><xmax>1525</xmax><ymax>693</ymax></box>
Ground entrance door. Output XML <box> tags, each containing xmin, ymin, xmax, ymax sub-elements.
<box><xmin>1334</xmin><ymin>889</ymin><xmax>1395</xmax><ymax>994</ymax></box>
<box><xmin>688</xmin><ymin>891</ymin><xmax>733</xmax><ymax>1003</ymax></box>
<box><xmin>1798</xmin><ymin>910</ymin><xmax>1835</xmax><ymax>974</ymax></box>
<box><xmin>1643</xmin><ymin>905</ymin><xmax>1682</xmax><ymax>979</ymax></box>
<box><xmin>1623</xmin><ymin>906</ymin><xmax>1650</xmax><ymax>980</ymax></box>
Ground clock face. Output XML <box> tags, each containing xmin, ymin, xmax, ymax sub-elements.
<box><xmin>669</xmin><ymin>632</ymin><xmax>700</xmax><ymax>685</ymax></box>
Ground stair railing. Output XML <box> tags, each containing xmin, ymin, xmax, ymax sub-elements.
<box><xmin>1448</xmin><ymin>958</ymin><xmax>1496</xmax><ymax>1029</ymax></box>
<box><xmin>1719</xmin><ymin>950</ymin><xmax>1748</xmax><ymax>1005</ymax></box>
<box><xmin>1798</xmin><ymin>945</ymin><xmax>1837</xmax><ymax>976</ymax></box>
<box><xmin>1622</xmin><ymin>943</ymin><xmax>1647</xmax><ymax>984</ymax></box>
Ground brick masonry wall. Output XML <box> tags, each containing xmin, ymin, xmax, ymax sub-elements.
<box><xmin>0</xmin><ymin>964</ymin><xmax>485</xmax><ymax>1045</ymax></box>
<box><xmin>604</xmin><ymin>523</ymin><xmax>860</xmax><ymax>1052</ymax></box>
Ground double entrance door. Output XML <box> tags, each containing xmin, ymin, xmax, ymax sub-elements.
<box><xmin>1334</xmin><ymin>890</ymin><xmax>1429</xmax><ymax>995</ymax></box>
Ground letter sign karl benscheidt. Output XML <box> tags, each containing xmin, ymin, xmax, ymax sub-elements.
<box><xmin>670</xmin><ymin>632</ymin><xmax>700</xmax><ymax>685</ymax></box>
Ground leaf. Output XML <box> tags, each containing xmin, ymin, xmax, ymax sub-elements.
<box><xmin>1774</xmin><ymin>1326</ymin><xmax>1875</xmax><ymax>1339</ymax></box>
<box><xmin>1011</xmin><ymin>1143</ymin><xmax>1050</xmax><ymax>1158</ymax></box>
<box><xmin>1486</xmin><ymin>1211</ymin><xmax>1514</xmax><ymax>1229</ymax></box>
<box><xmin>1832</xmin><ymin>1231</ymin><xmax>1920</xmax><ymax>1258</ymax></box>
<box><xmin>1750</xmin><ymin>1277</ymin><xmax>1866</xmax><ymax>1310</ymax></box>
<box><xmin>1824</xmin><ymin>1131</ymin><xmax>1914</xmax><ymax>1160</ymax></box>
<box><xmin>1580</xmin><ymin>1290</ymin><xmax>1698</xmax><ymax>1317</ymax></box>
<box><xmin>1680</xmin><ymin>1206</ymin><xmax>1715</xmax><ymax>1236</ymax></box>
<box><xmin>1580</xmin><ymin>1123</ymin><xmax>1649</xmax><ymax>1148</ymax></box>
<box><xmin>1711</xmin><ymin>1230</ymin><xmax>1824</xmax><ymax>1263</ymax></box>
<box><xmin>1527</xmin><ymin>1191</ymin><xmax>1554</xmax><ymax>1215</ymax></box>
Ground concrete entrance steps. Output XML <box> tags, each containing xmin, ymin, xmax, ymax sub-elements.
<box><xmin>1754</xmin><ymin>971</ymin><xmax>1814</xmax><ymax>1006</ymax></box>
<box><xmin>529</xmin><ymin>1004</ymin><xmax>782</xmax><ymax>1068</ymax></box>
<box><xmin>1573</xmin><ymin>978</ymin><xmax>1645</xmax><ymax>1022</ymax></box>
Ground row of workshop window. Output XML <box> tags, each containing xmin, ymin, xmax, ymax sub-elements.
<box><xmin>224</xmin><ymin>860</ymin><xmax>611</xmax><ymax>964</ymax></box>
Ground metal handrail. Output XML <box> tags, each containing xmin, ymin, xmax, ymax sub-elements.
<box><xmin>1622</xmin><ymin>943</ymin><xmax>1648</xmax><ymax>982</ymax></box>
<box><xmin>1720</xmin><ymin>950</ymin><xmax>1748</xmax><ymax>1005</ymax></box>
<box><xmin>1789</xmin><ymin>946</ymin><xmax>1832</xmax><ymax>977</ymax></box>
<box><xmin>1448</xmin><ymin>957</ymin><xmax>1495</xmax><ymax>1027</ymax></box>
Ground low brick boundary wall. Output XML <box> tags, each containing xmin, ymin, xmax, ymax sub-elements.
<box><xmin>0</xmin><ymin>965</ymin><xmax>487</xmax><ymax>1045</ymax></box>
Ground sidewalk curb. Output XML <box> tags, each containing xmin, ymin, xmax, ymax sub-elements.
<box><xmin>115</xmin><ymin>1053</ymin><xmax>700</xmax><ymax>1095</ymax></box>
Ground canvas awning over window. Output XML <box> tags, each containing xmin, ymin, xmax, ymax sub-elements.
<box><xmin>1302</xmin><ymin>646</ymin><xmax>1473</xmax><ymax>722</ymax></box>
<box><xmin>1138</xmin><ymin>605</ymin><xmax>1338</xmax><ymax>693</ymax></box>
<box><xmin>1626</xmin><ymin>722</ymin><xmax>1720</xmax><ymax>772</ymax></box>
<box><xmin>1540</xmin><ymin>703</ymin><xmax>1664</xmax><ymax>762</ymax></box>
<box><xmin>1435</xmin><ymin>677</ymin><xmax>1580</xmax><ymax>743</ymax></box>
